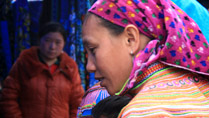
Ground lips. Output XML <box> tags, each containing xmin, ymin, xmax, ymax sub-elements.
<box><xmin>95</xmin><ymin>76</ymin><xmax>103</xmax><ymax>80</ymax></box>
<box><xmin>95</xmin><ymin>77</ymin><xmax>105</xmax><ymax>86</ymax></box>
<box><xmin>100</xmin><ymin>79</ymin><xmax>105</xmax><ymax>87</ymax></box>
<box><xmin>48</xmin><ymin>52</ymin><xmax>57</xmax><ymax>56</ymax></box>
<box><xmin>49</xmin><ymin>51</ymin><xmax>56</xmax><ymax>54</ymax></box>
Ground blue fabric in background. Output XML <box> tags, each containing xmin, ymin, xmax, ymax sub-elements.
<box><xmin>172</xmin><ymin>0</ymin><xmax>209</xmax><ymax>43</ymax></box>
<box><xmin>0</xmin><ymin>0</ymin><xmax>91</xmax><ymax>90</ymax></box>
<box><xmin>89</xmin><ymin>73</ymin><xmax>99</xmax><ymax>88</ymax></box>
<box><xmin>13</xmin><ymin>0</ymin><xmax>31</xmax><ymax>59</ymax></box>
<box><xmin>28</xmin><ymin>1</ymin><xmax>43</xmax><ymax>46</ymax></box>
<box><xmin>0</xmin><ymin>21</ymin><xmax>12</xmax><ymax>75</ymax></box>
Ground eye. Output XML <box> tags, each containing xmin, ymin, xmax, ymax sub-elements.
<box><xmin>44</xmin><ymin>38</ymin><xmax>50</xmax><ymax>42</ymax></box>
<box><xmin>89</xmin><ymin>47</ymin><xmax>96</xmax><ymax>55</ymax></box>
<box><xmin>56</xmin><ymin>41</ymin><xmax>61</xmax><ymax>45</ymax></box>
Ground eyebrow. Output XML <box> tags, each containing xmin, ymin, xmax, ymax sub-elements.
<box><xmin>82</xmin><ymin>36</ymin><xmax>97</xmax><ymax>47</ymax></box>
<box><xmin>82</xmin><ymin>39</ymin><xmax>90</xmax><ymax>46</ymax></box>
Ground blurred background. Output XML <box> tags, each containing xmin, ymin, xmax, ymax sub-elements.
<box><xmin>0</xmin><ymin>0</ymin><xmax>98</xmax><ymax>91</ymax></box>
<box><xmin>0</xmin><ymin>0</ymin><xmax>208</xmax><ymax>91</ymax></box>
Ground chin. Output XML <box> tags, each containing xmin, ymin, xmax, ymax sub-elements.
<box><xmin>108</xmin><ymin>92</ymin><xmax>115</xmax><ymax>96</ymax></box>
<box><xmin>47</xmin><ymin>55</ymin><xmax>58</xmax><ymax>59</ymax></box>
<box><xmin>107</xmin><ymin>89</ymin><xmax>116</xmax><ymax>96</ymax></box>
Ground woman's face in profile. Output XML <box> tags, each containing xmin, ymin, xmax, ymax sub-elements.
<box><xmin>39</xmin><ymin>32</ymin><xmax>65</xmax><ymax>61</ymax></box>
<box><xmin>82</xmin><ymin>14</ymin><xmax>133</xmax><ymax>95</ymax></box>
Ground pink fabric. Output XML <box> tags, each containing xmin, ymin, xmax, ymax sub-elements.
<box><xmin>89</xmin><ymin>0</ymin><xmax>209</xmax><ymax>91</ymax></box>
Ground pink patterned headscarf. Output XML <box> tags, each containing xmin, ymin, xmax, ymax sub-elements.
<box><xmin>88</xmin><ymin>0</ymin><xmax>209</xmax><ymax>91</ymax></box>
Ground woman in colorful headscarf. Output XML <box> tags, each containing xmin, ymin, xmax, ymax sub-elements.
<box><xmin>81</xmin><ymin>0</ymin><xmax>209</xmax><ymax>117</ymax></box>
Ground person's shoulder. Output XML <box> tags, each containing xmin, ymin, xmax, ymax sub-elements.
<box><xmin>19</xmin><ymin>46</ymin><xmax>38</xmax><ymax>58</ymax></box>
<box><xmin>16</xmin><ymin>46</ymin><xmax>38</xmax><ymax>62</ymax></box>
<box><xmin>82</xmin><ymin>82</ymin><xmax>110</xmax><ymax>106</ymax></box>
<box><xmin>78</xmin><ymin>82</ymin><xmax>109</xmax><ymax>118</ymax></box>
<box><xmin>84</xmin><ymin>82</ymin><xmax>105</xmax><ymax>96</ymax></box>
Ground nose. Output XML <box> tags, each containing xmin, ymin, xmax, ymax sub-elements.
<box><xmin>49</xmin><ymin>42</ymin><xmax>56</xmax><ymax>49</ymax></box>
<box><xmin>86</xmin><ymin>55</ymin><xmax>96</xmax><ymax>73</ymax></box>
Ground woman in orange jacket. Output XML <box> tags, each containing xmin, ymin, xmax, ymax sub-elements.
<box><xmin>0</xmin><ymin>22</ymin><xmax>84</xmax><ymax>118</ymax></box>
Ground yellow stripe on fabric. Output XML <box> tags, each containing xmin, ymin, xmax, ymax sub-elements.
<box><xmin>120</xmin><ymin>100</ymin><xmax>209</xmax><ymax>117</ymax></box>
<box><xmin>121</xmin><ymin>90</ymin><xmax>209</xmax><ymax>113</ymax></box>
<box><xmin>204</xmin><ymin>90</ymin><xmax>209</xmax><ymax>95</ymax></box>
<box><xmin>126</xmin><ymin>98</ymin><xmax>209</xmax><ymax>106</ymax></box>
<box><xmin>115</xmin><ymin>78</ymin><xmax>129</xmax><ymax>95</ymax></box>
<box><xmin>121</xmin><ymin>108</ymin><xmax>209</xmax><ymax>118</ymax></box>
<box><xmin>131</xmin><ymin>91</ymin><xmax>202</xmax><ymax>100</ymax></box>
<box><xmin>199</xmin><ymin>82</ymin><xmax>209</xmax><ymax>97</ymax></box>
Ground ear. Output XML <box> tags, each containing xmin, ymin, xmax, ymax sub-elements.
<box><xmin>123</xmin><ymin>24</ymin><xmax>140</xmax><ymax>55</ymax></box>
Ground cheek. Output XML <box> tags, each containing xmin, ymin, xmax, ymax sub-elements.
<box><xmin>107</xmin><ymin>54</ymin><xmax>132</xmax><ymax>93</ymax></box>
<box><xmin>40</xmin><ymin>44</ymin><xmax>47</xmax><ymax>52</ymax></box>
<box><xmin>40</xmin><ymin>42</ymin><xmax>49</xmax><ymax>49</ymax></box>
<box><xmin>56</xmin><ymin>43</ymin><xmax>64</xmax><ymax>50</ymax></box>
<box><xmin>112</xmin><ymin>75</ymin><xmax>127</xmax><ymax>93</ymax></box>
<box><xmin>57</xmin><ymin>45</ymin><xmax>63</xmax><ymax>50</ymax></box>
<box><xmin>95</xmin><ymin>54</ymin><xmax>113</xmax><ymax>77</ymax></box>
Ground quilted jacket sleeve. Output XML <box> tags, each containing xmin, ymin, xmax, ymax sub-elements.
<box><xmin>69</xmin><ymin>66</ymin><xmax>84</xmax><ymax>118</ymax></box>
<box><xmin>0</xmin><ymin>60</ymin><xmax>23</xmax><ymax>118</ymax></box>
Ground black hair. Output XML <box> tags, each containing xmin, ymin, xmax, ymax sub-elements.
<box><xmin>197</xmin><ymin>0</ymin><xmax>209</xmax><ymax>9</ymax></box>
<box><xmin>84</xmin><ymin>12</ymin><xmax>125</xmax><ymax>36</ymax></box>
<box><xmin>92</xmin><ymin>95</ymin><xmax>131</xmax><ymax>118</ymax></box>
<box><xmin>38</xmin><ymin>22</ymin><xmax>67</xmax><ymax>41</ymax></box>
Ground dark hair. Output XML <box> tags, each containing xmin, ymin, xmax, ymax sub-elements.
<box><xmin>38</xmin><ymin>22</ymin><xmax>67</xmax><ymax>41</ymax></box>
<box><xmin>84</xmin><ymin>12</ymin><xmax>125</xmax><ymax>36</ymax></box>
<box><xmin>197</xmin><ymin>0</ymin><xmax>209</xmax><ymax>9</ymax></box>
<box><xmin>92</xmin><ymin>95</ymin><xmax>131</xmax><ymax>118</ymax></box>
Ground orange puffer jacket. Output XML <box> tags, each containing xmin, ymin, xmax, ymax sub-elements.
<box><xmin>0</xmin><ymin>47</ymin><xmax>84</xmax><ymax>118</ymax></box>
